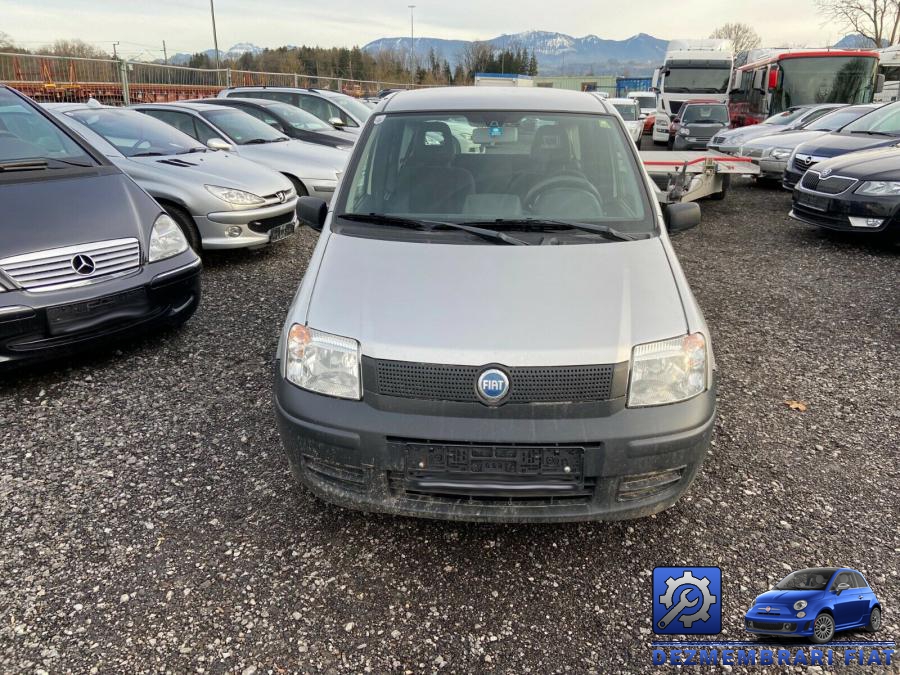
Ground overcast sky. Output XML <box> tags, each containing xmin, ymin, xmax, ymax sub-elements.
<box><xmin>3</xmin><ymin>0</ymin><xmax>843</xmax><ymax>58</ymax></box>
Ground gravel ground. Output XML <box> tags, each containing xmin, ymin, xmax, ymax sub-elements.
<box><xmin>1</xmin><ymin>179</ymin><xmax>898</xmax><ymax>674</ymax></box>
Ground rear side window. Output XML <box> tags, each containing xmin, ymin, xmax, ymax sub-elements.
<box><xmin>297</xmin><ymin>94</ymin><xmax>357</xmax><ymax>127</ymax></box>
<box><xmin>140</xmin><ymin>109</ymin><xmax>198</xmax><ymax>139</ymax></box>
<box><xmin>853</xmin><ymin>572</ymin><xmax>869</xmax><ymax>589</ymax></box>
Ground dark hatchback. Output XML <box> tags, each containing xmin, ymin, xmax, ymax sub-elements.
<box><xmin>791</xmin><ymin>146</ymin><xmax>900</xmax><ymax>236</ymax></box>
<box><xmin>671</xmin><ymin>102</ymin><xmax>730</xmax><ymax>151</ymax></box>
<box><xmin>0</xmin><ymin>86</ymin><xmax>201</xmax><ymax>370</ymax></box>
<box><xmin>196</xmin><ymin>98</ymin><xmax>355</xmax><ymax>150</ymax></box>
<box><xmin>783</xmin><ymin>101</ymin><xmax>900</xmax><ymax>189</ymax></box>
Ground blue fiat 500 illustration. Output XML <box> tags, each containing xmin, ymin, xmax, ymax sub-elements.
<box><xmin>745</xmin><ymin>567</ymin><xmax>882</xmax><ymax>643</ymax></box>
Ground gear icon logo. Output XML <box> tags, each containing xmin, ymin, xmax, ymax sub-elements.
<box><xmin>652</xmin><ymin>567</ymin><xmax>722</xmax><ymax>635</ymax></box>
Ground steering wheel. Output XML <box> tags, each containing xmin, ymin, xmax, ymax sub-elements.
<box><xmin>524</xmin><ymin>174</ymin><xmax>603</xmax><ymax>211</ymax></box>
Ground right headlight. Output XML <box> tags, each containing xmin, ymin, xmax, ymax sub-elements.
<box><xmin>285</xmin><ymin>324</ymin><xmax>361</xmax><ymax>399</ymax></box>
<box><xmin>768</xmin><ymin>147</ymin><xmax>793</xmax><ymax>160</ymax></box>
<box><xmin>793</xmin><ymin>600</ymin><xmax>808</xmax><ymax>611</ymax></box>
<box><xmin>678</xmin><ymin>127</ymin><xmax>691</xmax><ymax>136</ymax></box>
<box><xmin>855</xmin><ymin>180</ymin><xmax>900</xmax><ymax>196</ymax></box>
<box><xmin>627</xmin><ymin>334</ymin><xmax>707</xmax><ymax>407</ymax></box>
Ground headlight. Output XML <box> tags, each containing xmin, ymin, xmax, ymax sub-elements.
<box><xmin>204</xmin><ymin>184</ymin><xmax>265</xmax><ymax>205</ymax></box>
<box><xmin>148</xmin><ymin>214</ymin><xmax>189</xmax><ymax>262</ymax></box>
<box><xmin>627</xmin><ymin>334</ymin><xmax>707</xmax><ymax>407</ymax></box>
<box><xmin>855</xmin><ymin>180</ymin><xmax>900</xmax><ymax>196</ymax></box>
<box><xmin>285</xmin><ymin>324</ymin><xmax>360</xmax><ymax>399</ymax></box>
<box><xmin>768</xmin><ymin>147</ymin><xmax>793</xmax><ymax>160</ymax></box>
<box><xmin>793</xmin><ymin>600</ymin><xmax>808</xmax><ymax>611</ymax></box>
<box><xmin>678</xmin><ymin>127</ymin><xmax>690</xmax><ymax>136</ymax></box>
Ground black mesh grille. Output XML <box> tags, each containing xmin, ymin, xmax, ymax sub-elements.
<box><xmin>372</xmin><ymin>359</ymin><xmax>616</xmax><ymax>403</ymax></box>
<box><xmin>793</xmin><ymin>156</ymin><xmax>817</xmax><ymax>172</ymax></box>
<box><xmin>801</xmin><ymin>172</ymin><xmax>855</xmax><ymax>194</ymax></box>
<box><xmin>248</xmin><ymin>210</ymin><xmax>295</xmax><ymax>233</ymax></box>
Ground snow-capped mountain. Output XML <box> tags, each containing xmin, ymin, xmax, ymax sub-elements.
<box><xmin>167</xmin><ymin>42</ymin><xmax>264</xmax><ymax>65</ymax></box>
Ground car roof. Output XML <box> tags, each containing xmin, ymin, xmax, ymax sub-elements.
<box><xmin>196</xmin><ymin>97</ymin><xmax>279</xmax><ymax>108</ymax></box>
<box><xmin>379</xmin><ymin>87</ymin><xmax>612</xmax><ymax>114</ymax></box>
<box><xmin>608</xmin><ymin>97</ymin><xmax>639</xmax><ymax>105</ymax></box>
<box><xmin>133</xmin><ymin>101</ymin><xmax>229</xmax><ymax>113</ymax></box>
<box><xmin>681</xmin><ymin>100</ymin><xmax>727</xmax><ymax>108</ymax></box>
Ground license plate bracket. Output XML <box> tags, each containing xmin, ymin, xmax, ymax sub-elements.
<box><xmin>797</xmin><ymin>192</ymin><xmax>830</xmax><ymax>211</ymax></box>
<box><xmin>269</xmin><ymin>219</ymin><xmax>297</xmax><ymax>243</ymax></box>
<box><xmin>46</xmin><ymin>288</ymin><xmax>148</xmax><ymax>335</ymax></box>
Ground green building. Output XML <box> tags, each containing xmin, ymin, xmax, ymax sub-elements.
<box><xmin>532</xmin><ymin>75</ymin><xmax>618</xmax><ymax>95</ymax></box>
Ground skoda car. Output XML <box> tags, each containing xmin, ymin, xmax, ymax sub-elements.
<box><xmin>47</xmin><ymin>103</ymin><xmax>299</xmax><ymax>250</ymax></box>
<box><xmin>274</xmin><ymin>87</ymin><xmax>717</xmax><ymax>523</ymax></box>
<box><xmin>0</xmin><ymin>86</ymin><xmax>200</xmax><ymax>369</ymax></box>
<box><xmin>783</xmin><ymin>100</ymin><xmax>900</xmax><ymax>189</ymax></box>
<box><xmin>745</xmin><ymin>568</ymin><xmax>882</xmax><ymax>643</ymax></box>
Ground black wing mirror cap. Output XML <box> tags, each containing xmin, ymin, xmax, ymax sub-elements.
<box><xmin>665</xmin><ymin>202</ymin><xmax>701</xmax><ymax>233</ymax></box>
<box><xmin>297</xmin><ymin>196</ymin><xmax>328</xmax><ymax>231</ymax></box>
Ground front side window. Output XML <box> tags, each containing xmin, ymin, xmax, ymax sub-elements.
<box><xmin>330</xmin><ymin>94</ymin><xmax>373</xmax><ymax>124</ymax></box>
<box><xmin>0</xmin><ymin>88</ymin><xmax>92</xmax><ymax>166</ymax></box>
<box><xmin>67</xmin><ymin>109</ymin><xmax>203</xmax><ymax>157</ymax></box>
<box><xmin>198</xmin><ymin>109</ymin><xmax>290</xmax><ymax>144</ymax></box>
<box><xmin>338</xmin><ymin>111</ymin><xmax>654</xmax><ymax>241</ymax></box>
<box><xmin>832</xmin><ymin>572</ymin><xmax>854</xmax><ymax>590</ymax></box>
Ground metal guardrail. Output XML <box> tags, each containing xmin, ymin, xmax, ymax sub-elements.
<box><xmin>0</xmin><ymin>52</ymin><xmax>428</xmax><ymax>104</ymax></box>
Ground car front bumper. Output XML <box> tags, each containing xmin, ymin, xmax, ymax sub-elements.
<box><xmin>200</xmin><ymin>198</ymin><xmax>299</xmax><ymax>249</ymax></box>
<box><xmin>790</xmin><ymin>188</ymin><xmax>899</xmax><ymax>233</ymax></box>
<box><xmin>0</xmin><ymin>252</ymin><xmax>201</xmax><ymax>370</ymax></box>
<box><xmin>274</xmin><ymin>371</ymin><xmax>717</xmax><ymax>523</ymax></box>
<box><xmin>757</xmin><ymin>158</ymin><xmax>788</xmax><ymax>179</ymax></box>
<box><xmin>744</xmin><ymin>616</ymin><xmax>813</xmax><ymax>637</ymax></box>
<box><xmin>674</xmin><ymin>137</ymin><xmax>713</xmax><ymax>151</ymax></box>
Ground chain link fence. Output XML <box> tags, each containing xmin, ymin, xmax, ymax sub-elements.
<box><xmin>0</xmin><ymin>52</ymin><xmax>425</xmax><ymax>105</ymax></box>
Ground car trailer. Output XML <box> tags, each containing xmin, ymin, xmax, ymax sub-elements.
<box><xmin>641</xmin><ymin>151</ymin><xmax>759</xmax><ymax>203</ymax></box>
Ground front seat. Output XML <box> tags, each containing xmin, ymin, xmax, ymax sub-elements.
<box><xmin>394</xmin><ymin>121</ymin><xmax>474</xmax><ymax>214</ymax></box>
<box><xmin>509</xmin><ymin>124</ymin><xmax>582</xmax><ymax>199</ymax></box>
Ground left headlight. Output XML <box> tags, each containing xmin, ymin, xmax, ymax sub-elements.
<box><xmin>768</xmin><ymin>147</ymin><xmax>793</xmax><ymax>160</ymax></box>
<box><xmin>855</xmin><ymin>180</ymin><xmax>900</xmax><ymax>196</ymax></box>
<box><xmin>628</xmin><ymin>334</ymin><xmax>707</xmax><ymax>407</ymax></box>
<box><xmin>678</xmin><ymin>127</ymin><xmax>691</xmax><ymax>136</ymax></box>
<box><xmin>148</xmin><ymin>214</ymin><xmax>189</xmax><ymax>262</ymax></box>
<box><xmin>285</xmin><ymin>324</ymin><xmax>361</xmax><ymax>399</ymax></box>
<box><xmin>204</xmin><ymin>184</ymin><xmax>266</xmax><ymax>205</ymax></box>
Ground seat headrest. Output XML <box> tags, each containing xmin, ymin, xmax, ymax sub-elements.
<box><xmin>410</xmin><ymin>121</ymin><xmax>456</xmax><ymax>166</ymax></box>
<box><xmin>531</xmin><ymin>125</ymin><xmax>572</xmax><ymax>164</ymax></box>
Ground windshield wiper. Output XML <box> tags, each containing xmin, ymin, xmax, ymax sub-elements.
<box><xmin>463</xmin><ymin>218</ymin><xmax>643</xmax><ymax>242</ymax></box>
<box><xmin>337</xmin><ymin>213</ymin><xmax>530</xmax><ymax>245</ymax></box>
<box><xmin>130</xmin><ymin>151</ymin><xmax>165</xmax><ymax>157</ymax></box>
<box><xmin>849</xmin><ymin>130</ymin><xmax>897</xmax><ymax>136</ymax></box>
<box><xmin>178</xmin><ymin>147</ymin><xmax>207</xmax><ymax>154</ymax></box>
<box><xmin>242</xmin><ymin>138</ymin><xmax>272</xmax><ymax>144</ymax></box>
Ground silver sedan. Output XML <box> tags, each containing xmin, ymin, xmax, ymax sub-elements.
<box><xmin>46</xmin><ymin>103</ymin><xmax>299</xmax><ymax>250</ymax></box>
<box><xmin>131</xmin><ymin>101</ymin><xmax>347</xmax><ymax>202</ymax></box>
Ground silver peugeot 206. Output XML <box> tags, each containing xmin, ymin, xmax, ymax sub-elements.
<box><xmin>274</xmin><ymin>87</ymin><xmax>717</xmax><ymax>523</ymax></box>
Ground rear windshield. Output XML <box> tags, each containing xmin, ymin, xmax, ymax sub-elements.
<box><xmin>67</xmin><ymin>108</ymin><xmax>204</xmax><ymax>157</ymax></box>
<box><xmin>681</xmin><ymin>105</ymin><xmax>729</xmax><ymax>124</ymax></box>
<box><xmin>0</xmin><ymin>89</ymin><xmax>92</xmax><ymax>168</ymax></box>
<box><xmin>613</xmin><ymin>102</ymin><xmax>639</xmax><ymax>121</ymax></box>
<box><xmin>338</xmin><ymin>111</ymin><xmax>654</xmax><ymax>238</ymax></box>
<box><xmin>200</xmin><ymin>108</ymin><xmax>290</xmax><ymax>145</ymax></box>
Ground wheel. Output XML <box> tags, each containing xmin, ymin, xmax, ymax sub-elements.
<box><xmin>709</xmin><ymin>174</ymin><xmax>731</xmax><ymax>201</ymax></box>
<box><xmin>866</xmin><ymin>607</ymin><xmax>882</xmax><ymax>633</ymax></box>
<box><xmin>285</xmin><ymin>175</ymin><xmax>309</xmax><ymax>198</ymax></box>
<box><xmin>811</xmin><ymin>612</ymin><xmax>835</xmax><ymax>644</ymax></box>
<box><xmin>162</xmin><ymin>203</ymin><xmax>202</xmax><ymax>252</ymax></box>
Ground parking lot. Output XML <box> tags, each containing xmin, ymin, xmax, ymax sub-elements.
<box><xmin>1</xmin><ymin>179</ymin><xmax>897</xmax><ymax>673</ymax></box>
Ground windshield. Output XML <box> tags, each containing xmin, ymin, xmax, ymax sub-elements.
<box><xmin>200</xmin><ymin>108</ymin><xmax>289</xmax><ymax>144</ymax></box>
<box><xmin>774</xmin><ymin>569</ymin><xmax>836</xmax><ymax>591</ymax></box>
<box><xmin>841</xmin><ymin>101</ymin><xmax>900</xmax><ymax>134</ymax></box>
<box><xmin>664</xmin><ymin>66</ymin><xmax>730</xmax><ymax>94</ymax></box>
<box><xmin>630</xmin><ymin>93</ymin><xmax>656</xmax><ymax>109</ymax></box>
<box><xmin>805</xmin><ymin>106</ymin><xmax>871</xmax><ymax>131</ymax></box>
<box><xmin>331</xmin><ymin>94</ymin><xmax>373</xmax><ymax>123</ymax></box>
<box><xmin>0</xmin><ymin>89</ymin><xmax>92</xmax><ymax>166</ymax></box>
<box><xmin>772</xmin><ymin>56</ymin><xmax>878</xmax><ymax>115</ymax></box>
<box><xmin>613</xmin><ymin>103</ymin><xmax>639</xmax><ymax>121</ymax></box>
<box><xmin>67</xmin><ymin>108</ymin><xmax>203</xmax><ymax>157</ymax></box>
<box><xmin>762</xmin><ymin>106</ymin><xmax>807</xmax><ymax>125</ymax></box>
<box><xmin>266</xmin><ymin>102</ymin><xmax>332</xmax><ymax>131</ymax></box>
<box><xmin>681</xmin><ymin>104</ymin><xmax>729</xmax><ymax>124</ymax></box>
<box><xmin>338</xmin><ymin>111</ymin><xmax>654</xmax><ymax>240</ymax></box>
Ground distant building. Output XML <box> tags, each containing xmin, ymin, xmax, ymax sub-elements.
<box><xmin>532</xmin><ymin>75</ymin><xmax>617</xmax><ymax>95</ymax></box>
<box><xmin>473</xmin><ymin>73</ymin><xmax>535</xmax><ymax>87</ymax></box>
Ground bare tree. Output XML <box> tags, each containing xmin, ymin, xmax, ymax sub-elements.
<box><xmin>0</xmin><ymin>32</ymin><xmax>13</xmax><ymax>50</ymax></box>
<box><xmin>709</xmin><ymin>23</ymin><xmax>762</xmax><ymax>53</ymax></box>
<box><xmin>815</xmin><ymin>0</ymin><xmax>900</xmax><ymax>46</ymax></box>
<box><xmin>42</xmin><ymin>39</ymin><xmax>110</xmax><ymax>59</ymax></box>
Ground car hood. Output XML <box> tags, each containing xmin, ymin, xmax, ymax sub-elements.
<box><xmin>719</xmin><ymin>125</ymin><xmax>780</xmax><ymax>144</ymax></box>
<box><xmin>0</xmin><ymin>170</ymin><xmax>156</xmax><ymax>259</ymax></box>
<box><xmin>124</xmin><ymin>150</ymin><xmax>292</xmax><ymax>197</ymax></box>
<box><xmin>796</xmin><ymin>131</ymin><xmax>900</xmax><ymax>158</ymax></box>
<box><xmin>810</xmin><ymin>145</ymin><xmax>900</xmax><ymax>179</ymax></box>
<box><xmin>753</xmin><ymin>589</ymin><xmax>822</xmax><ymax>606</ymax></box>
<box><xmin>742</xmin><ymin>130</ymin><xmax>826</xmax><ymax>150</ymax></box>
<box><xmin>236</xmin><ymin>139</ymin><xmax>347</xmax><ymax>179</ymax></box>
<box><xmin>305</xmin><ymin>234</ymin><xmax>687</xmax><ymax>366</ymax></box>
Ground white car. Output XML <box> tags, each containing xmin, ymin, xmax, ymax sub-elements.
<box><xmin>608</xmin><ymin>98</ymin><xmax>644</xmax><ymax>145</ymax></box>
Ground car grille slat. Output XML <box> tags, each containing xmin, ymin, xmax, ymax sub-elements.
<box><xmin>801</xmin><ymin>171</ymin><xmax>856</xmax><ymax>194</ymax></box>
<box><xmin>0</xmin><ymin>238</ymin><xmax>141</xmax><ymax>292</ymax></box>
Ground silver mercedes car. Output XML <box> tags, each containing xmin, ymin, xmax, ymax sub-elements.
<box><xmin>46</xmin><ymin>103</ymin><xmax>298</xmax><ymax>250</ymax></box>
<box><xmin>131</xmin><ymin>101</ymin><xmax>346</xmax><ymax>202</ymax></box>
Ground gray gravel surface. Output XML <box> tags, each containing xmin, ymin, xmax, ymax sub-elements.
<box><xmin>1</xmin><ymin>180</ymin><xmax>898</xmax><ymax>673</ymax></box>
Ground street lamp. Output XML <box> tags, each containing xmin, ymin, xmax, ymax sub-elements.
<box><xmin>408</xmin><ymin>4</ymin><xmax>416</xmax><ymax>83</ymax></box>
<box><xmin>210</xmin><ymin>0</ymin><xmax>221</xmax><ymax>70</ymax></box>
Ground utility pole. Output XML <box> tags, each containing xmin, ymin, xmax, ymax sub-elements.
<box><xmin>112</xmin><ymin>41</ymin><xmax>119</xmax><ymax>59</ymax></box>
<box><xmin>408</xmin><ymin>4</ymin><xmax>416</xmax><ymax>84</ymax></box>
<box><xmin>162</xmin><ymin>40</ymin><xmax>168</xmax><ymax>65</ymax></box>
<box><xmin>210</xmin><ymin>0</ymin><xmax>221</xmax><ymax>69</ymax></box>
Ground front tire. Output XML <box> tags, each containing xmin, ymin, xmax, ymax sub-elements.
<box><xmin>866</xmin><ymin>607</ymin><xmax>882</xmax><ymax>633</ymax></box>
<box><xmin>811</xmin><ymin>612</ymin><xmax>835</xmax><ymax>644</ymax></box>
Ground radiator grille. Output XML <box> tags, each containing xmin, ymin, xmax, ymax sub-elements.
<box><xmin>801</xmin><ymin>171</ymin><xmax>856</xmax><ymax>194</ymax></box>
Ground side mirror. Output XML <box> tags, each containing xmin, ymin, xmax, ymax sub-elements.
<box><xmin>328</xmin><ymin>117</ymin><xmax>346</xmax><ymax>129</ymax></box>
<box><xmin>206</xmin><ymin>137</ymin><xmax>232</xmax><ymax>152</ymax></box>
<box><xmin>835</xmin><ymin>583</ymin><xmax>850</xmax><ymax>594</ymax></box>
<box><xmin>876</xmin><ymin>73</ymin><xmax>885</xmax><ymax>94</ymax></box>
<box><xmin>297</xmin><ymin>196</ymin><xmax>328</xmax><ymax>231</ymax></box>
<box><xmin>639</xmin><ymin>113</ymin><xmax>647</xmax><ymax>120</ymax></box>
<box><xmin>665</xmin><ymin>202</ymin><xmax>701</xmax><ymax>233</ymax></box>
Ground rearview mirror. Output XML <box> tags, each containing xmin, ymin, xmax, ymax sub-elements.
<box><xmin>206</xmin><ymin>137</ymin><xmax>232</xmax><ymax>152</ymax></box>
<box><xmin>297</xmin><ymin>196</ymin><xmax>328</xmax><ymax>231</ymax></box>
<box><xmin>666</xmin><ymin>202</ymin><xmax>701</xmax><ymax>233</ymax></box>
<box><xmin>328</xmin><ymin>117</ymin><xmax>346</xmax><ymax>129</ymax></box>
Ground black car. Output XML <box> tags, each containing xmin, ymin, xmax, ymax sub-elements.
<box><xmin>671</xmin><ymin>102</ymin><xmax>731</xmax><ymax>150</ymax></box>
<box><xmin>196</xmin><ymin>98</ymin><xmax>355</xmax><ymax>150</ymax></box>
<box><xmin>783</xmin><ymin>101</ymin><xmax>900</xmax><ymax>189</ymax></box>
<box><xmin>791</xmin><ymin>146</ymin><xmax>900</xmax><ymax>236</ymax></box>
<box><xmin>0</xmin><ymin>86</ymin><xmax>201</xmax><ymax>370</ymax></box>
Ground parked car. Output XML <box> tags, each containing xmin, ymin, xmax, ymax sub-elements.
<box><xmin>745</xmin><ymin>568</ymin><xmax>882</xmax><ymax>644</ymax></box>
<box><xmin>737</xmin><ymin>104</ymin><xmax>879</xmax><ymax>181</ymax></box>
<box><xmin>783</xmin><ymin>100</ymin><xmax>900</xmax><ymax>189</ymax></box>
<box><xmin>216</xmin><ymin>87</ymin><xmax>372</xmax><ymax>135</ymax></box>
<box><xmin>47</xmin><ymin>103</ymin><xmax>299</xmax><ymax>250</ymax></box>
<box><xmin>708</xmin><ymin>104</ymin><xmax>846</xmax><ymax>154</ymax></box>
<box><xmin>131</xmin><ymin>101</ymin><xmax>344</xmax><ymax>202</ymax></box>
<box><xmin>628</xmin><ymin>91</ymin><xmax>657</xmax><ymax>134</ymax></box>
<box><xmin>0</xmin><ymin>86</ymin><xmax>200</xmax><ymax>369</ymax></box>
<box><xmin>790</xmin><ymin>146</ymin><xmax>900</xmax><ymax>237</ymax></box>
<box><xmin>197</xmin><ymin>98</ymin><xmax>355</xmax><ymax>150</ymax></box>
<box><xmin>274</xmin><ymin>87</ymin><xmax>715</xmax><ymax>523</ymax></box>
<box><xmin>670</xmin><ymin>102</ymin><xmax>731</xmax><ymax>150</ymax></box>
<box><xmin>608</xmin><ymin>97</ymin><xmax>644</xmax><ymax>145</ymax></box>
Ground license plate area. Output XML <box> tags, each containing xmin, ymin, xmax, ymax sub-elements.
<box><xmin>269</xmin><ymin>219</ymin><xmax>297</xmax><ymax>243</ymax></box>
<box><xmin>796</xmin><ymin>191</ymin><xmax>830</xmax><ymax>211</ymax></box>
<box><xmin>46</xmin><ymin>288</ymin><xmax>148</xmax><ymax>335</ymax></box>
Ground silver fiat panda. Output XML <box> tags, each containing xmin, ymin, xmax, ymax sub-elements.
<box><xmin>275</xmin><ymin>87</ymin><xmax>715</xmax><ymax>523</ymax></box>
